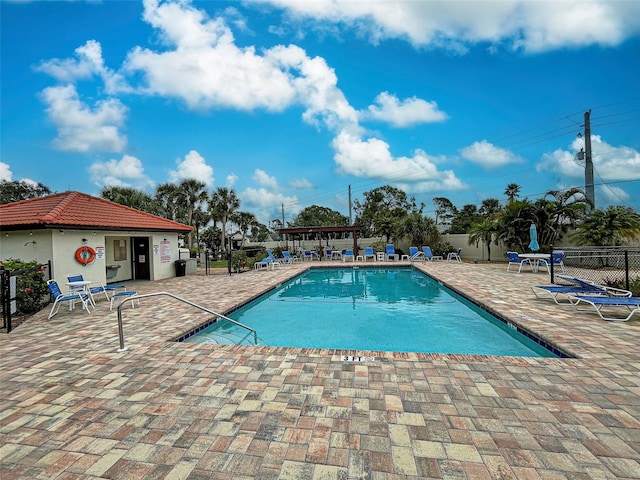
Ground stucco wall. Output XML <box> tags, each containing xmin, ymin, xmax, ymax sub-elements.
<box><xmin>1</xmin><ymin>229</ymin><xmax>182</xmax><ymax>284</ymax></box>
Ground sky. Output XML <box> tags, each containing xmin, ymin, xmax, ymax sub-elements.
<box><xmin>2</xmin><ymin>0</ymin><xmax>640</xmax><ymax>226</ymax></box>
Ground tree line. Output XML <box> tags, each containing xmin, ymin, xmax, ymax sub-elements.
<box><xmin>1</xmin><ymin>179</ymin><xmax>638</xmax><ymax>260</ymax></box>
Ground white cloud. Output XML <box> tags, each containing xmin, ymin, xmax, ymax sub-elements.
<box><xmin>226</xmin><ymin>173</ymin><xmax>239</xmax><ymax>186</ymax></box>
<box><xmin>460</xmin><ymin>140</ymin><xmax>524</xmax><ymax>168</ymax></box>
<box><xmin>537</xmin><ymin>135</ymin><xmax>640</xmax><ymax>181</ymax></box>
<box><xmin>332</xmin><ymin>129</ymin><xmax>465</xmax><ymax>193</ymax></box>
<box><xmin>123</xmin><ymin>0</ymin><xmax>297</xmax><ymax>111</ymax></box>
<box><xmin>241</xmin><ymin>186</ymin><xmax>298</xmax><ymax>224</ymax></box>
<box><xmin>122</xmin><ymin>0</ymin><xmax>360</xmax><ymax>132</ymax></box>
<box><xmin>168</xmin><ymin>150</ymin><xmax>214</xmax><ymax>186</ymax></box>
<box><xmin>253</xmin><ymin>169</ymin><xmax>278</xmax><ymax>190</ymax></box>
<box><xmin>89</xmin><ymin>154</ymin><xmax>154</xmax><ymax>190</ymax></box>
<box><xmin>36</xmin><ymin>40</ymin><xmax>130</xmax><ymax>94</ymax></box>
<box><xmin>361</xmin><ymin>92</ymin><xmax>448</xmax><ymax>127</ymax></box>
<box><xmin>599</xmin><ymin>185</ymin><xmax>630</xmax><ymax>204</ymax></box>
<box><xmin>248</xmin><ymin>0</ymin><xmax>638</xmax><ymax>52</ymax></box>
<box><xmin>0</xmin><ymin>163</ymin><xmax>41</xmax><ymax>186</ymax></box>
<box><xmin>0</xmin><ymin>162</ymin><xmax>12</xmax><ymax>181</ymax></box>
<box><xmin>40</xmin><ymin>84</ymin><xmax>127</xmax><ymax>153</ymax></box>
<box><xmin>290</xmin><ymin>177</ymin><xmax>313</xmax><ymax>189</ymax></box>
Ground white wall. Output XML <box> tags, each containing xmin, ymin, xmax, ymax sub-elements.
<box><xmin>1</xmin><ymin>229</ymin><xmax>183</xmax><ymax>283</ymax></box>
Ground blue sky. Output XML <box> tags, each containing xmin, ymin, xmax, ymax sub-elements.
<box><xmin>2</xmin><ymin>0</ymin><xmax>639</xmax><ymax>225</ymax></box>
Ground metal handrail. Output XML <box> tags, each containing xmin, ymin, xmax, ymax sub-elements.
<box><xmin>116</xmin><ymin>291</ymin><xmax>258</xmax><ymax>352</ymax></box>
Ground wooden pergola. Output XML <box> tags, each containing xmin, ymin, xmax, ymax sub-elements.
<box><xmin>277</xmin><ymin>225</ymin><xmax>362</xmax><ymax>256</ymax></box>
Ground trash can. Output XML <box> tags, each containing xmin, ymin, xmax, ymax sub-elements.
<box><xmin>175</xmin><ymin>259</ymin><xmax>187</xmax><ymax>277</ymax></box>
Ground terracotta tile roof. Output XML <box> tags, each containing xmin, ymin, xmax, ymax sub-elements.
<box><xmin>0</xmin><ymin>191</ymin><xmax>193</xmax><ymax>233</ymax></box>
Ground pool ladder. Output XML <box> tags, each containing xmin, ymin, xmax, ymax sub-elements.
<box><xmin>115</xmin><ymin>291</ymin><xmax>262</xmax><ymax>352</ymax></box>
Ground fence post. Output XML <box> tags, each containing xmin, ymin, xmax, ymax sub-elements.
<box><xmin>549</xmin><ymin>244</ymin><xmax>554</xmax><ymax>283</ymax></box>
<box><xmin>624</xmin><ymin>250</ymin><xmax>629</xmax><ymax>291</ymax></box>
<box><xmin>0</xmin><ymin>266</ymin><xmax>11</xmax><ymax>333</ymax></box>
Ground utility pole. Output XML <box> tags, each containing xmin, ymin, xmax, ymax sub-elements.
<box><xmin>348</xmin><ymin>185</ymin><xmax>352</xmax><ymax>225</ymax></box>
<box><xmin>584</xmin><ymin>110</ymin><xmax>595</xmax><ymax>209</ymax></box>
<box><xmin>281</xmin><ymin>203</ymin><xmax>285</xmax><ymax>244</ymax></box>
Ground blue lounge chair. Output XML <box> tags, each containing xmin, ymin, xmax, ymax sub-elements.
<box><xmin>282</xmin><ymin>251</ymin><xmax>299</xmax><ymax>263</ymax></box>
<box><xmin>447</xmin><ymin>248</ymin><xmax>462</xmax><ymax>262</ymax></box>
<box><xmin>409</xmin><ymin>246</ymin><xmax>425</xmax><ymax>262</ymax></box>
<box><xmin>47</xmin><ymin>280</ymin><xmax>92</xmax><ymax>319</ymax></box>
<box><xmin>342</xmin><ymin>249</ymin><xmax>355</xmax><ymax>262</ymax></box>
<box><xmin>266</xmin><ymin>249</ymin><xmax>286</xmax><ymax>265</ymax></box>
<box><xmin>421</xmin><ymin>246</ymin><xmax>443</xmax><ymax>261</ymax></box>
<box><xmin>363</xmin><ymin>247</ymin><xmax>375</xmax><ymax>261</ymax></box>
<box><xmin>568</xmin><ymin>295</ymin><xmax>640</xmax><ymax>322</ymax></box>
<box><xmin>385</xmin><ymin>244</ymin><xmax>398</xmax><ymax>261</ymax></box>
<box><xmin>531</xmin><ymin>280</ymin><xmax>631</xmax><ymax>304</ymax></box>
<box><xmin>506</xmin><ymin>252</ymin><xmax>532</xmax><ymax>273</ymax></box>
<box><xmin>254</xmin><ymin>256</ymin><xmax>280</xmax><ymax>270</ymax></box>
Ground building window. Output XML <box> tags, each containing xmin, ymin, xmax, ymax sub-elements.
<box><xmin>114</xmin><ymin>239</ymin><xmax>127</xmax><ymax>261</ymax></box>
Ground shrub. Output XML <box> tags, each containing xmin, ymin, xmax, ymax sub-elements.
<box><xmin>432</xmin><ymin>242</ymin><xmax>454</xmax><ymax>258</ymax></box>
<box><xmin>231</xmin><ymin>251</ymin><xmax>249</xmax><ymax>273</ymax></box>
<box><xmin>1</xmin><ymin>258</ymin><xmax>49</xmax><ymax>315</ymax></box>
<box><xmin>602</xmin><ymin>276</ymin><xmax>640</xmax><ymax>297</ymax></box>
<box><xmin>629</xmin><ymin>277</ymin><xmax>640</xmax><ymax>297</ymax></box>
<box><xmin>369</xmin><ymin>240</ymin><xmax>386</xmax><ymax>253</ymax></box>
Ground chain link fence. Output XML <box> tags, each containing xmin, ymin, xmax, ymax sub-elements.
<box><xmin>554</xmin><ymin>247</ymin><xmax>640</xmax><ymax>294</ymax></box>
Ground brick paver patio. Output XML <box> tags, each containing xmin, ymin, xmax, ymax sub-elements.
<box><xmin>1</xmin><ymin>260</ymin><xmax>639</xmax><ymax>479</ymax></box>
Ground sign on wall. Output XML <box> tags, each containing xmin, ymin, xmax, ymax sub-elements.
<box><xmin>160</xmin><ymin>240</ymin><xmax>171</xmax><ymax>264</ymax></box>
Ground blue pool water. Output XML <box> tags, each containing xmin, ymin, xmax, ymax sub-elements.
<box><xmin>184</xmin><ymin>267</ymin><xmax>558</xmax><ymax>357</ymax></box>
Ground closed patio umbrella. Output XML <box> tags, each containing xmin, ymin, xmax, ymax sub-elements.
<box><xmin>528</xmin><ymin>223</ymin><xmax>540</xmax><ymax>251</ymax></box>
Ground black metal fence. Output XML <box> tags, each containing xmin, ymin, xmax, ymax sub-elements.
<box><xmin>553</xmin><ymin>246</ymin><xmax>640</xmax><ymax>293</ymax></box>
<box><xmin>1</xmin><ymin>261</ymin><xmax>52</xmax><ymax>333</ymax></box>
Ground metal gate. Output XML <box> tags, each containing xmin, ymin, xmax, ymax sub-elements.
<box><xmin>1</xmin><ymin>261</ymin><xmax>51</xmax><ymax>333</ymax></box>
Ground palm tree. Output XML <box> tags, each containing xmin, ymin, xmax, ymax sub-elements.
<box><xmin>504</xmin><ymin>183</ymin><xmax>521</xmax><ymax>204</ymax></box>
<box><xmin>401</xmin><ymin>212</ymin><xmax>439</xmax><ymax>247</ymax></box>
<box><xmin>479</xmin><ymin>198</ymin><xmax>501</xmax><ymax>218</ymax></box>
<box><xmin>541</xmin><ymin>187</ymin><xmax>590</xmax><ymax>245</ymax></box>
<box><xmin>468</xmin><ymin>219</ymin><xmax>496</xmax><ymax>261</ymax></box>
<box><xmin>155</xmin><ymin>183</ymin><xmax>183</xmax><ymax>222</ymax></box>
<box><xmin>494</xmin><ymin>199</ymin><xmax>535</xmax><ymax>251</ymax></box>
<box><xmin>101</xmin><ymin>186</ymin><xmax>160</xmax><ymax>215</ymax></box>
<box><xmin>571</xmin><ymin>206</ymin><xmax>640</xmax><ymax>246</ymax></box>
<box><xmin>210</xmin><ymin>187</ymin><xmax>240</xmax><ymax>253</ymax></box>
<box><xmin>231</xmin><ymin>211</ymin><xmax>258</xmax><ymax>248</ymax></box>
<box><xmin>174</xmin><ymin>179</ymin><xmax>208</xmax><ymax>250</ymax></box>
<box><xmin>191</xmin><ymin>207</ymin><xmax>209</xmax><ymax>253</ymax></box>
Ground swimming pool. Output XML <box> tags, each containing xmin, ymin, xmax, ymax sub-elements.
<box><xmin>183</xmin><ymin>267</ymin><xmax>560</xmax><ymax>357</ymax></box>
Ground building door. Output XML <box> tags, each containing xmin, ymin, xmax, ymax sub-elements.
<box><xmin>132</xmin><ymin>237</ymin><xmax>151</xmax><ymax>280</ymax></box>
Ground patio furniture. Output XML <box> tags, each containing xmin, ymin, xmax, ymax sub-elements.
<box><xmin>506</xmin><ymin>252</ymin><xmax>532</xmax><ymax>273</ymax></box>
<box><xmin>67</xmin><ymin>273</ymin><xmax>110</xmax><ymax>305</ymax></box>
<box><xmin>537</xmin><ymin>251</ymin><xmax>566</xmax><ymax>273</ymax></box>
<box><xmin>568</xmin><ymin>295</ymin><xmax>640</xmax><ymax>322</ymax></box>
<box><xmin>47</xmin><ymin>280</ymin><xmax>92</xmax><ymax>319</ymax></box>
<box><xmin>447</xmin><ymin>248</ymin><xmax>462</xmax><ymax>262</ymax></box>
<box><xmin>532</xmin><ymin>281</ymin><xmax>631</xmax><ymax>304</ymax></box>
<box><xmin>421</xmin><ymin>246</ymin><xmax>443</xmax><ymax>261</ymax></box>
<box><xmin>110</xmin><ymin>290</ymin><xmax>139</xmax><ymax>311</ymax></box>
<box><xmin>363</xmin><ymin>247</ymin><xmax>375</xmax><ymax>261</ymax></box>
<box><xmin>385</xmin><ymin>244</ymin><xmax>399</xmax><ymax>261</ymax></box>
